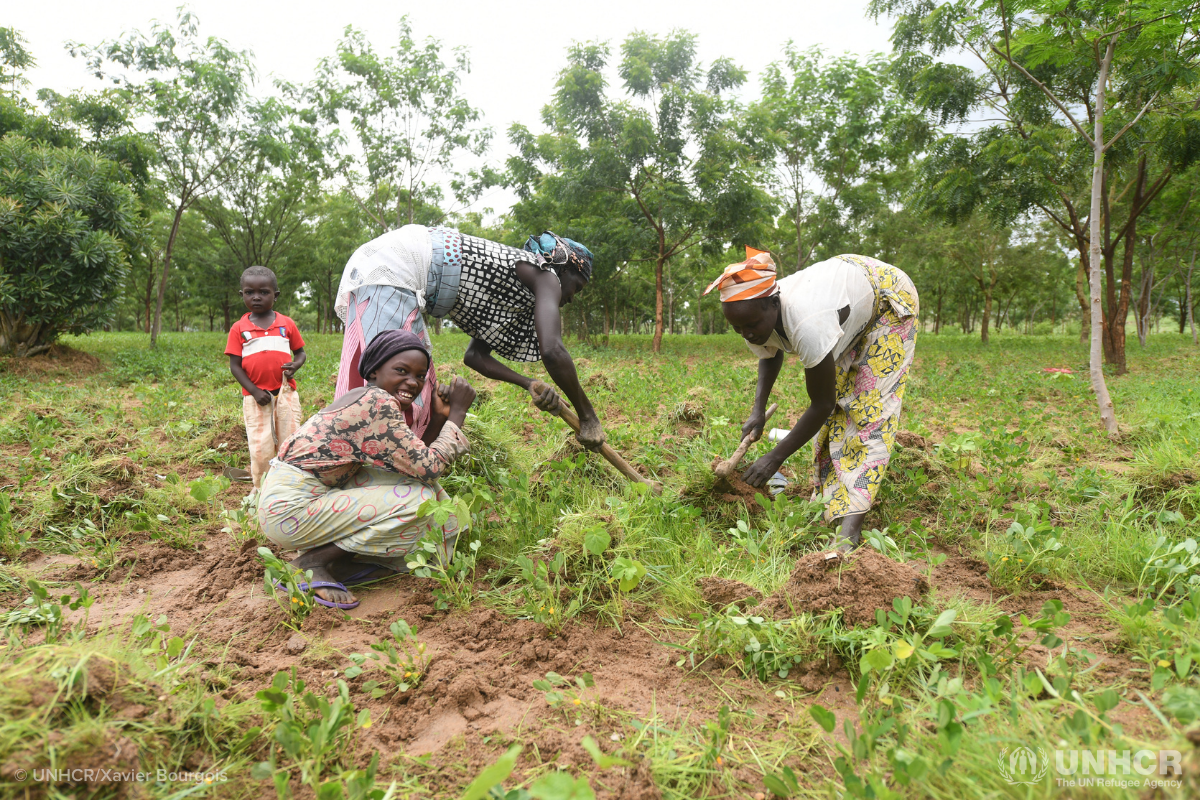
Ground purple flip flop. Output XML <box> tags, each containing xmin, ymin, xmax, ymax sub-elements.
<box><xmin>298</xmin><ymin>581</ymin><xmax>360</xmax><ymax>610</ymax></box>
<box><xmin>272</xmin><ymin>579</ymin><xmax>360</xmax><ymax>610</ymax></box>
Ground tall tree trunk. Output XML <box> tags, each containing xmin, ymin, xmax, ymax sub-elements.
<box><xmin>1136</xmin><ymin>246</ymin><xmax>1153</xmax><ymax>347</ymax></box>
<box><xmin>1188</xmin><ymin>249</ymin><xmax>1197</xmax><ymax>345</ymax></box>
<box><xmin>143</xmin><ymin>257</ymin><xmax>157</xmax><ymax>334</ymax></box>
<box><xmin>1088</xmin><ymin>37</ymin><xmax>1119</xmax><ymax>435</ymax></box>
<box><xmin>980</xmin><ymin>279</ymin><xmax>993</xmax><ymax>345</ymax></box>
<box><xmin>934</xmin><ymin>288</ymin><xmax>942</xmax><ymax>334</ymax></box>
<box><xmin>151</xmin><ymin>203</ymin><xmax>187</xmax><ymax>347</ymax></box>
<box><xmin>652</xmin><ymin>252</ymin><xmax>665</xmax><ymax>353</ymax></box>
<box><xmin>1104</xmin><ymin>157</ymin><xmax>1147</xmax><ymax>373</ymax></box>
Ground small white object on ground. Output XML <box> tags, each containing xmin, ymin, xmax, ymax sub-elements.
<box><xmin>767</xmin><ymin>427</ymin><xmax>791</xmax><ymax>442</ymax></box>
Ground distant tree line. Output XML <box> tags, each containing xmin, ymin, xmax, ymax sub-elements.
<box><xmin>1</xmin><ymin>3</ymin><xmax>1197</xmax><ymax>429</ymax></box>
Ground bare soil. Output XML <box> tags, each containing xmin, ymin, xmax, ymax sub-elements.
<box><xmin>0</xmin><ymin>345</ymin><xmax>103</xmax><ymax>379</ymax></box>
<box><xmin>757</xmin><ymin>549</ymin><xmax>928</xmax><ymax>627</ymax></box>
<box><xmin>696</xmin><ymin>577</ymin><xmax>762</xmax><ymax>609</ymax></box>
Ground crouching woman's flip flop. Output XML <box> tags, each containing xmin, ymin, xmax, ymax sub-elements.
<box><xmin>275</xmin><ymin>580</ymin><xmax>360</xmax><ymax>610</ymax></box>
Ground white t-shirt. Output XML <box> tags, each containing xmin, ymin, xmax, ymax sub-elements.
<box><xmin>744</xmin><ymin>256</ymin><xmax>875</xmax><ymax>368</ymax></box>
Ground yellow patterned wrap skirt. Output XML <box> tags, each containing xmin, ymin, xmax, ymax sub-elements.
<box><xmin>812</xmin><ymin>256</ymin><xmax>919</xmax><ymax>522</ymax></box>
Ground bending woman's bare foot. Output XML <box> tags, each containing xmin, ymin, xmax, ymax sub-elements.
<box><xmin>288</xmin><ymin>542</ymin><xmax>391</xmax><ymax>606</ymax></box>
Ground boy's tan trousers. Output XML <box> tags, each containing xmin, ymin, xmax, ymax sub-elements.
<box><xmin>243</xmin><ymin>378</ymin><xmax>302</xmax><ymax>489</ymax></box>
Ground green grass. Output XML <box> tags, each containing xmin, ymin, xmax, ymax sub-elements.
<box><xmin>0</xmin><ymin>330</ymin><xmax>1198</xmax><ymax>798</ymax></box>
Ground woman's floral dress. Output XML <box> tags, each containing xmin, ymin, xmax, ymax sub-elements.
<box><xmin>258</xmin><ymin>386</ymin><xmax>470</xmax><ymax>567</ymax></box>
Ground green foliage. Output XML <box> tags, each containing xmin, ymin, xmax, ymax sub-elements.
<box><xmin>301</xmin><ymin>18</ymin><xmax>491</xmax><ymax>232</ymax></box>
<box><xmin>189</xmin><ymin>471</ymin><xmax>232</xmax><ymax>518</ymax></box>
<box><xmin>253</xmin><ymin>668</ymin><xmax>377</xmax><ymax>798</ymax></box>
<box><xmin>345</xmin><ymin>620</ymin><xmax>429</xmax><ymax>698</ymax></box>
<box><xmin>261</xmin><ymin>547</ymin><xmax>318</xmax><ymax>629</ymax></box>
<box><xmin>678</xmin><ymin>607</ymin><xmax>815</xmax><ymax>681</ymax></box>
<box><xmin>985</xmin><ymin>516</ymin><xmax>1066</xmax><ymax>589</ymax></box>
<box><xmin>532</xmin><ymin>671</ymin><xmax>595</xmax><ymax>710</ymax></box>
<box><xmin>508</xmin><ymin>31</ymin><xmax>770</xmax><ymax>349</ymax></box>
<box><xmin>0</xmin><ymin>134</ymin><xmax>141</xmax><ymax>356</ymax></box>
<box><xmin>407</xmin><ymin>488</ymin><xmax>491</xmax><ymax>610</ymax></box>
<box><xmin>3</xmin><ymin>579</ymin><xmax>95</xmax><ymax>643</ymax></box>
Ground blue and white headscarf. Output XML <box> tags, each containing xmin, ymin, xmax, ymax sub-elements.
<box><xmin>522</xmin><ymin>231</ymin><xmax>594</xmax><ymax>281</ymax></box>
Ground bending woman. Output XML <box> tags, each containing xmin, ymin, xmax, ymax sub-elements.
<box><xmin>707</xmin><ymin>248</ymin><xmax>919</xmax><ymax>552</ymax></box>
<box><xmin>259</xmin><ymin>330</ymin><xmax>477</xmax><ymax>609</ymax></box>
<box><xmin>334</xmin><ymin>225</ymin><xmax>605</xmax><ymax>449</ymax></box>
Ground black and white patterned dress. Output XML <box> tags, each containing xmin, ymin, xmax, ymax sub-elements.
<box><xmin>443</xmin><ymin>232</ymin><xmax>551</xmax><ymax>363</ymax></box>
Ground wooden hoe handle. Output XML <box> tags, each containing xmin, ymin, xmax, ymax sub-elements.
<box><xmin>530</xmin><ymin>381</ymin><xmax>663</xmax><ymax>495</ymax></box>
<box><xmin>715</xmin><ymin>403</ymin><xmax>779</xmax><ymax>479</ymax></box>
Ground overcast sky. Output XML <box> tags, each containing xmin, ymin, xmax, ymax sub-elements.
<box><xmin>8</xmin><ymin>0</ymin><xmax>897</xmax><ymax>217</ymax></box>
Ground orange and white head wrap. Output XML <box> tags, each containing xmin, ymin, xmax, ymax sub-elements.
<box><xmin>702</xmin><ymin>247</ymin><xmax>779</xmax><ymax>303</ymax></box>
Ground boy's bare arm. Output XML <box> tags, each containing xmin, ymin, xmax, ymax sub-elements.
<box><xmin>283</xmin><ymin>347</ymin><xmax>306</xmax><ymax>378</ymax></box>
<box><xmin>229</xmin><ymin>355</ymin><xmax>272</xmax><ymax>405</ymax></box>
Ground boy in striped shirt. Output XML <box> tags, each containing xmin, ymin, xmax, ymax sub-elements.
<box><xmin>225</xmin><ymin>266</ymin><xmax>307</xmax><ymax>489</ymax></box>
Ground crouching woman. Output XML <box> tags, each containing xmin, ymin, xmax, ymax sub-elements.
<box><xmin>258</xmin><ymin>330</ymin><xmax>476</xmax><ymax>609</ymax></box>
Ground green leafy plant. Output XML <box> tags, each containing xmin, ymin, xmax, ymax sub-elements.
<box><xmin>261</xmin><ymin>547</ymin><xmax>317</xmax><ymax>629</ymax></box>
<box><xmin>676</xmin><ymin>607</ymin><xmax>814</xmax><ymax>681</ymax></box>
<box><xmin>863</xmin><ymin>527</ymin><xmax>903</xmax><ymax>560</ymax></box>
<box><xmin>936</xmin><ymin>433</ymin><xmax>978</xmax><ymax>471</ymax></box>
<box><xmin>407</xmin><ymin>488</ymin><xmax>492</xmax><ymax>609</ymax></box>
<box><xmin>0</xmin><ymin>492</ymin><xmax>26</xmax><ymax>557</ymax></box>
<box><xmin>190</xmin><ymin>472</ymin><xmax>232</xmax><ymax>518</ymax></box>
<box><xmin>345</xmin><ymin>620</ymin><xmax>429</xmax><ymax>698</ymax></box>
<box><xmin>532</xmin><ymin>671</ymin><xmax>595</xmax><ymax>724</ymax></box>
<box><xmin>3</xmin><ymin>579</ymin><xmax>95</xmax><ymax>642</ymax></box>
<box><xmin>986</xmin><ymin>516</ymin><xmax>1065</xmax><ymax>588</ymax></box>
<box><xmin>512</xmin><ymin>551</ymin><xmax>574</xmax><ymax>630</ymax></box>
<box><xmin>1139</xmin><ymin>536</ymin><xmax>1200</xmax><ymax>603</ymax></box>
<box><xmin>851</xmin><ymin>599</ymin><xmax>959</xmax><ymax>707</ymax></box>
<box><xmin>406</xmin><ymin>535</ymin><xmax>483</xmax><ymax>611</ymax></box>
<box><xmin>252</xmin><ymin>668</ymin><xmax>372</xmax><ymax>799</ymax></box>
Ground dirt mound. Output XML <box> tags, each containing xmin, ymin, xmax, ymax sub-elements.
<box><xmin>126</xmin><ymin>542</ymin><xmax>208</xmax><ymax>579</ymax></box>
<box><xmin>696</xmin><ymin>577</ymin><xmax>761</xmax><ymax>609</ymax></box>
<box><xmin>672</xmin><ymin>401</ymin><xmax>704</xmax><ymax>422</ymax></box>
<box><xmin>185</xmin><ymin>539</ymin><xmax>267</xmax><ymax>605</ymax></box>
<box><xmin>708</xmin><ymin>462</ymin><xmax>768</xmax><ymax>509</ymax></box>
<box><xmin>207</xmin><ymin>425</ymin><xmax>246</xmax><ymax>452</ymax></box>
<box><xmin>0</xmin><ymin>345</ymin><xmax>103</xmax><ymax>379</ymax></box>
<box><xmin>895</xmin><ymin>431</ymin><xmax>932</xmax><ymax>450</ymax></box>
<box><xmin>1135</xmin><ymin>470</ymin><xmax>1198</xmax><ymax>502</ymax></box>
<box><xmin>758</xmin><ymin>549</ymin><xmax>928</xmax><ymax>626</ymax></box>
<box><xmin>931</xmin><ymin>555</ymin><xmax>996</xmax><ymax>602</ymax></box>
<box><xmin>586</xmin><ymin>372</ymin><xmax>616</xmax><ymax>391</ymax></box>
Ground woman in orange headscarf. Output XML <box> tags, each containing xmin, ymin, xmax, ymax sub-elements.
<box><xmin>706</xmin><ymin>248</ymin><xmax>919</xmax><ymax>551</ymax></box>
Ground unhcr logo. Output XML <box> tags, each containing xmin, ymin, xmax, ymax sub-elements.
<box><xmin>997</xmin><ymin>745</ymin><xmax>1185</xmax><ymax>789</ymax></box>
<box><xmin>998</xmin><ymin>746</ymin><xmax>1048</xmax><ymax>785</ymax></box>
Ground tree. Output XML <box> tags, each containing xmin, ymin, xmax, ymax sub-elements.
<box><xmin>197</xmin><ymin>98</ymin><xmax>320</xmax><ymax>283</ymax></box>
<box><xmin>301</xmin><ymin>20</ymin><xmax>491</xmax><ymax>233</ymax></box>
<box><xmin>0</xmin><ymin>28</ymin><xmax>35</xmax><ymax>101</ymax></box>
<box><xmin>509</xmin><ymin>31</ymin><xmax>771</xmax><ymax>352</ymax></box>
<box><xmin>873</xmin><ymin>0</ymin><xmax>1200</xmax><ymax>434</ymax></box>
<box><xmin>0</xmin><ymin>135</ymin><xmax>141</xmax><ymax>355</ymax></box>
<box><xmin>748</xmin><ymin>46</ymin><xmax>927</xmax><ymax>273</ymax></box>
<box><xmin>78</xmin><ymin>10</ymin><xmax>252</xmax><ymax>346</ymax></box>
<box><xmin>289</xmin><ymin>192</ymin><xmax>372</xmax><ymax>334</ymax></box>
